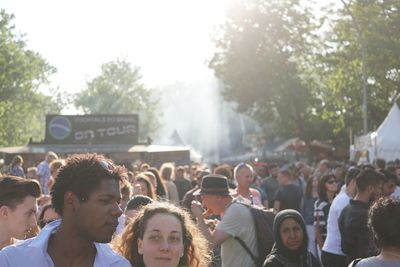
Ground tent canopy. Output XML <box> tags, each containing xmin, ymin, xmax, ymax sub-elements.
<box><xmin>274</xmin><ymin>138</ymin><xmax>332</xmax><ymax>153</ymax></box>
<box><xmin>354</xmin><ymin>102</ymin><xmax>400</xmax><ymax>162</ymax></box>
<box><xmin>374</xmin><ymin>102</ymin><xmax>400</xmax><ymax>161</ymax></box>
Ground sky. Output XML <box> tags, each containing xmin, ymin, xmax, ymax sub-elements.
<box><xmin>1</xmin><ymin>0</ymin><xmax>227</xmax><ymax>95</ymax></box>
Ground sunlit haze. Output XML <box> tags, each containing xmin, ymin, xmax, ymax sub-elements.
<box><xmin>1</xmin><ymin>0</ymin><xmax>335</xmax><ymax>162</ymax></box>
<box><xmin>2</xmin><ymin>0</ymin><xmax>227</xmax><ymax>93</ymax></box>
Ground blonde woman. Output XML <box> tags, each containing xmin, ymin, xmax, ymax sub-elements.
<box><xmin>160</xmin><ymin>163</ymin><xmax>179</xmax><ymax>203</ymax></box>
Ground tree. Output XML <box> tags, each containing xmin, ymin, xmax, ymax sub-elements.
<box><xmin>315</xmin><ymin>0</ymin><xmax>400</xmax><ymax>139</ymax></box>
<box><xmin>0</xmin><ymin>10</ymin><xmax>62</xmax><ymax>146</ymax></box>
<box><xmin>209</xmin><ymin>0</ymin><xmax>327</xmax><ymax>146</ymax></box>
<box><xmin>74</xmin><ymin>58</ymin><xmax>159</xmax><ymax>140</ymax></box>
<box><xmin>210</xmin><ymin>0</ymin><xmax>400</xmax><ymax>155</ymax></box>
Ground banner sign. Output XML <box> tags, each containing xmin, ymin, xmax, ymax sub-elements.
<box><xmin>45</xmin><ymin>114</ymin><xmax>139</xmax><ymax>144</ymax></box>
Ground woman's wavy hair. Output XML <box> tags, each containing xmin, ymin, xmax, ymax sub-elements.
<box><xmin>147</xmin><ymin>167</ymin><xmax>167</xmax><ymax>198</ymax></box>
<box><xmin>134</xmin><ymin>174</ymin><xmax>157</xmax><ymax>200</ymax></box>
<box><xmin>114</xmin><ymin>202</ymin><xmax>211</xmax><ymax>267</ymax></box>
<box><xmin>160</xmin><ymin>163</ymin><xmax>175</xmax><ymax>181</ymax></box>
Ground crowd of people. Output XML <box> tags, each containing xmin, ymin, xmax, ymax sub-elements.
<box><xmin>1</xmin><ymin>151</ymin><xmax>400</xmax><ymax>267</ymax></box>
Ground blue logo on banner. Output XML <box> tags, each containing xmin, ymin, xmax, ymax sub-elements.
<box><xmin>48</xmin><ymin>116</ymin><xmax>72</xmax><ymax>140</ymax></box>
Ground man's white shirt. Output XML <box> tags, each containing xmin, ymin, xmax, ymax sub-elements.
<box><xmin>322</xmin><ymin>190</ymin><xmax>351</xmax><ymax>255</ymax></box>
<box><xmin>0</xmin><ymin>220</ymin><xmax>131</xmax><ymax>267</ymax></box>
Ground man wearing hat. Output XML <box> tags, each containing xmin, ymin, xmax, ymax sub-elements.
<box><xmin>191</xmin><ymin>174</ymin><xmax>257</xmax><ymax>267</ymax></box>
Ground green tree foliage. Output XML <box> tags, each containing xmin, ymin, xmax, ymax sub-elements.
<box><xmin>209</xmin><ymin>0</ymin><xmax>329</xmax><ymax>143</ymax></box>
<box><xmin>74</xmin><ymin>58</ymin><xmax>159</xmax><ymax>140</ymax></box>
<box><xmin>315</xmin><ymin>0</ymin><xmax>400</xmax><ymax>137</ymax></box>
<box><xmin>210</xmin><ymin>0</ymin><xmax>400</xmax><ymax>149</ymax></box>
<box><xmin>0</xmin><ymin>10</ymin><xmax>61</xmax><ymax>146</ymax></box>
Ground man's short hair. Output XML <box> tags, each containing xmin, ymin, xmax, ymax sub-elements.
<box><xmin>369</xmin><ymin>197</ymin><xmax>400</xmax><ymax>247</ymax></box>
<box><xmin>0</xmin><ymin>176</ymin><xmax>41</xmax><ymax>209</ymax></box>
<box><xmin>214</xmin><ymin>164</ymin><xmax>232</xmax><ymax>180</ymax></box>
<box><xmin>126</xmin><ymin>195</ymin><xmax>154</xmax><ymax>211</ymax></box>
<box><xmin>51</xmin><ymin>154</ymin><xmax>126</xmax><ymax>215</ymax></box>
<box><xmin>355</xmin><ymin>169</ymin><xmax>384</xmax><ymax>192</ymax></box>
<box><xmin>379</xmin><ymin>169</ymin><xmax>397</xmax><ymax>183</ymax></box>
<box><xmin>345</xmin><ymin>167</ymin><xmax>361</xmax><ymax>186</ymax></box>
<box><xmin>233</xmin><ymin>163</ymin><xmax>254</xmax><ymax>179</ymax></box>
<box><xmin>374</xmin><ymin>158</ymin><xmax>386</xmax><ymax>169</ymax></box>
<box><xmin>196</xmin><ymin>170</ymin><xmax>211</xmax><ymax>180</ymax></box>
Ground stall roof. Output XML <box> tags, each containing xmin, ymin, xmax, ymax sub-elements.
<box><xmin>0</xmin><ymin>144</ymin><xmax>190</xmax><ymax>154</ymax></box>
<box><xmin>274</xmin><ymin>138</ymin><xmax>304</xmax><ymax>152</ymax></box>
<box><xmin>274</xmin><ymin>138</ymin><xmax>332</xmax><ymax>153</ymax></box>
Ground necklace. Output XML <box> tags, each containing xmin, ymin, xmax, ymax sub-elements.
<box><xmin>381</xmin><ymin>251</ymin><xmax>400</xmax><ymax>259</ymax></box>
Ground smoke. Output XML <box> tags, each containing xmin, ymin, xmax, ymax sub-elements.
<box><xmin>153</xmin><ymin>76</ymin><xmax>260</xmax><ymax>164</ymax></box>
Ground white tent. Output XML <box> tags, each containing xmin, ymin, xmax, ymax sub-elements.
<box><xmin>372</xmin><ymin>102</ymin><xmax>400</xmax><ymax>161</ymax></box>
<box><xmin>353</xmin><ymin>103</ymin><xmax>400</xmax><ymax>162</ymax></box>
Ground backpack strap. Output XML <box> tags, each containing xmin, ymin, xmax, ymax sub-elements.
<box><xmin>232</xmin><ymin>199</ymin><xmax>261</xmax><ymax>267</ymax></box>
<box><xmin>234</xmin><ymin>236</ymin><xmax>257</xmax><ymax>262</ymax></box>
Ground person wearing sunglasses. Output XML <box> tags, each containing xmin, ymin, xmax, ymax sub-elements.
<box><xmin>0</xmin><ymin>153</ymin><xmax>131</xmax><ymax>267</ymax></box>
<box><xmin>314</xmin><ymin>174</ymin><xmax>338</xmax><ymax>259</ymax></box>
<box><xmin>321</xmin><ymin>167</ymin><xmax>359</xmax><ymax>267</ymax></box>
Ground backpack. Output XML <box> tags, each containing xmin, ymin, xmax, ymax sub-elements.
<box><xmin>234</xmin><ymin>201</ymin><xmax>275</xmax><ymax>267</ymax></box>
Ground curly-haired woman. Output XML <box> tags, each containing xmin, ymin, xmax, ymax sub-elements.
<box><xmin>114</xmin><ymin>202</ymin><xmax>211</xmax><ymax>267</ymax></box>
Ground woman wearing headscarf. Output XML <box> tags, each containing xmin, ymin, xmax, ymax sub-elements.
<box><xmin>263</xmin><ymin>209</ymin><xmax>320</xmax><ymax>267</ymax></box>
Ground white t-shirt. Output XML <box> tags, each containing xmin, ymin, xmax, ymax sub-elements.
<box><xmin>0</xmin><ymin>220</ymin><xmax>132</xmax><ymax>267</ymax></box>
<box><xmin>353</xmin><ymin>256</ymin><xmax>400</xmax><ymax>267</ymax></box>
<box><xmin>322</xmin><ymin>190</ymin><xmax>351</xmax><ymax>255</ymax></box>
<box><xmin>216</xmin><ymin>201</ymin><xmax>257</xmax><ymax>267</ymax></box>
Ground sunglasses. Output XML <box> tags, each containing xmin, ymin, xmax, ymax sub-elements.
<box><xmin>326</xmin><ymin>179</ymin><xmax>337</xmax><ymax>185</ymax></box>
<box><xmin>99</xmin><ymin>160</ymin><xmax>116</xmax><ymax>171</ymax></box>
